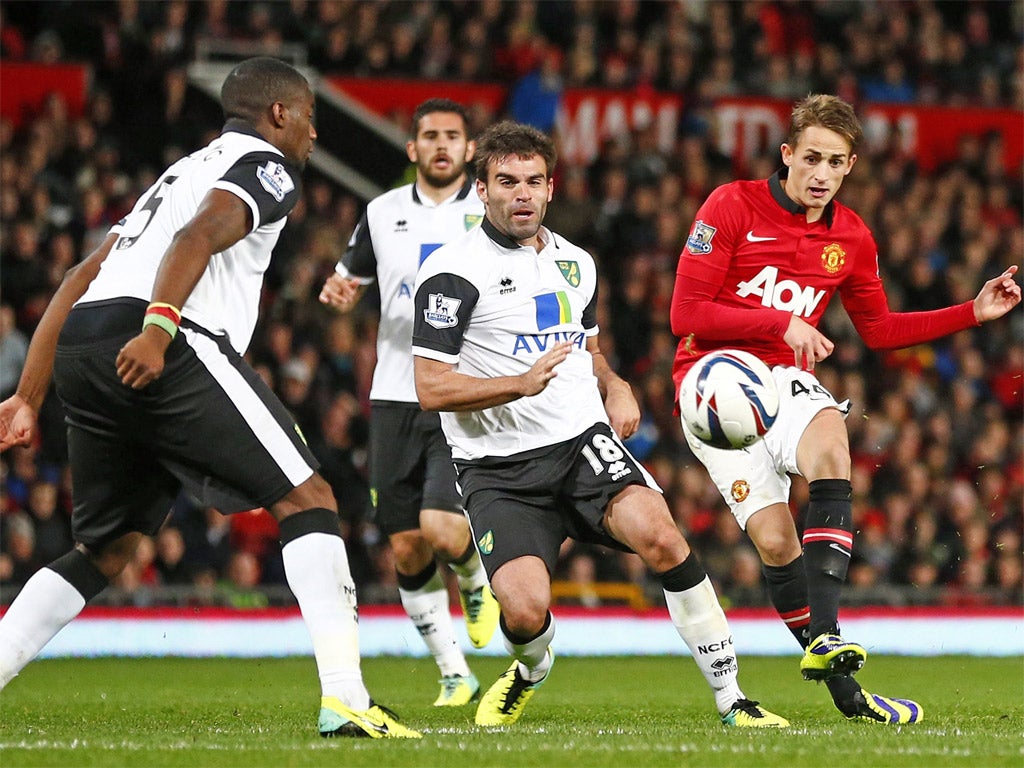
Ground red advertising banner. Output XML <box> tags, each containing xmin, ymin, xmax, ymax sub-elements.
<box><xmin>328</xmin><ymin>77</ymin><xmax>682</xmax><ymax>165</ymax></box>
<box><xmin>713</xmin><ymin>96</ymin><xmax>1023</xmax><ymax>174</ymax></box>
<box><xmin>327</xmin><ymin>78</ymin><xmax>1021</xmax><ymax>175</ymax></box>
<box><xmin>0</xmin><ymin>61</ymin><xmax>90</xmax><ymax>128</ymax></box>
<box><xmin>556</xmin><ymin>88</ymin><xmax>683</xmax><ymax>165</ymax></box>
<box><xmin>328</xmin><ymin>76</ymin><xmax>506</xmax><ymax>125</ymax></box>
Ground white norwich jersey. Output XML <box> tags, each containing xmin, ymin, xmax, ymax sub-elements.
<box><xmin>78</xmin><ymin>124</ymin><xmax>301</xmax><ymax>354</ymax></box>
<box><xmin>336</xmin><ymin>178</ymin><xmax>483</xmax><ymax>402</ymax></box>
<box><xmin>412</xmin><ymin>219</ymin><xmax>607</xmax><ymax>460</ymax></box>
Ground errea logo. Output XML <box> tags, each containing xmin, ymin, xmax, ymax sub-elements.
<box><xmin>736</xmin><ymin>266</ymin><xmax>826</xmax><ymax>318</ymax></box>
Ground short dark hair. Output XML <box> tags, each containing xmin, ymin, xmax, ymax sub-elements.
<box><xmin>411</xmin><ymin>98</ymin><xmax>470</xmax><ymax>138</ymax></box>
<box><xmin>788</xmin><ymin>94</ymin><xmax>864</xmax><ymax>152</ymax></box>
<box><xmin>221</xmin><ymin>57</ymin><xmax>309</xmax><ymax>123</ymax></box>
<box><xmin>473</xmin><ymin>121</ymin><xmax>557</xmax><ymax>182</ymax></box>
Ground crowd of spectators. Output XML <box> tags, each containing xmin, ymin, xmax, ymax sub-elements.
<box><xmin>1</xmin><ymin>1</ymin><xmax>1021</xmax><ymax>611</ymax></box>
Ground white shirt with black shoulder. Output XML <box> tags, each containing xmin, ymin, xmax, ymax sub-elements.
<box><xmin>412</xmin><ymin>219</ymin><xmax>607</xmax><ymax>461</ymax></box>
<box><xmin>336</xmin><ymin>178</ymin><xmax>483</xmax><ymax>402</ymax></box>
<box><xmin>78</xmin><ymin>123</ymin><xmax>301</xmax><ymax>354</ymax></box>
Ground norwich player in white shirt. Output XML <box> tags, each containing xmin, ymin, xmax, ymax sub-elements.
<box><xmin>0</xmin><ymin>58</ymin><xmax>419</xmax><ymax>739</ymax></box>
<box><xmin>412</xmin><ymin>121</ymin><xmax>789</xmax><ymax>729</ymax></box>
<box><xmin>319</xmin><ymin>100</ymin><xmax>498</xmax><ymax>708</ymax></box>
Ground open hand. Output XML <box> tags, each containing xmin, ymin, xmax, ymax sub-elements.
<box><xmin>520</xmin><ymin>341</ymin><xmax>572</xmax><ymax>396</ymax></box>
<box><xmin>974</xmin><ymin>265</ymin><xmax>1022</xmax><ymax>323</ymax></box>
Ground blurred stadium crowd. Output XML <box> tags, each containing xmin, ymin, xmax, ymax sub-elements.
<box><xmin>1</xmin><ymin>0</ymin><xmax>1021</xmax><ymax>611</ymax></box>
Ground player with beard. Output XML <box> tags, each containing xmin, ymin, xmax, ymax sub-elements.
<box><xmin>319</xmin><ymin>99</ymin><xmax>498</xmax><ymax>707</ymax></box>
<box><xmin>411</xmin><ymin>120</ymin><xmax>787</xmax><ymax>729</ymax></box>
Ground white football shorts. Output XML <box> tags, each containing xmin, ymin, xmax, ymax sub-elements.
<box><xmin>681</xmin><ymin>365</ymin><xmax>850</xmax><ymax>529</ymax></box>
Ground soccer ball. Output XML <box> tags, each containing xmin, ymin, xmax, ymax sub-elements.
<box><xmin>679</xmin><ymin>349</ymin><xmax>779</xmax><ymax>449</ymax></box>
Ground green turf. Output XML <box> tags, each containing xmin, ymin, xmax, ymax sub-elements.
<box><xmin>1</xmin><ymin>655</ymin><xmax>1021</xmax><ymax>767</ymax></box>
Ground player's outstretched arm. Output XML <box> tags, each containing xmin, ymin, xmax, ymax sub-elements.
<box><xmin>973</xmin><ymin>265</ymin><xmax>1021</xmax><ymax>323</ymax></box>
<box><xmin>0</xmin><ymin>232</ymin><xmax>117</xmax><ymax>452</ymax></box>
<box><xmin>318</xmin><ymin>272</ymin><xmax>366</xmax><ymax>313</ymax></box>
<box><xmin>415</xmin><ymin>341</ymin><xmax>572</xmax><ymax>412</ymax></box>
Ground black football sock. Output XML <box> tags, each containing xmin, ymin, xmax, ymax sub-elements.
<box><xmin>763</xmin><ymin>555</ymin><xmax>811</xmax><ymax>648</ymax></box>
<box><xmin>825</xmin><ymin>673</ymin><xmax>863</xmax><ymax>716</ymax></box>
<box><xmin>802</xmin><ymin>479</ymin><xmax>853</xmax><ymax>639</ymax></box>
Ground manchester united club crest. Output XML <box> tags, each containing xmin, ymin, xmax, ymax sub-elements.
<box><xmin>730</xmin><ymin>479</ymin><xmax>750</xmax><ymax>503</ymax></box>
<box><xmin>821</xmin><ymin>243</ymin><xmax>846</xmax><ymax>274</ymax></box>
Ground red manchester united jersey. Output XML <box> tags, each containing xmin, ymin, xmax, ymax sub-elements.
<box><xmin>670</xmin><ymin>170</ymin><xmax>976</xmax><ymax>394</ymax></box>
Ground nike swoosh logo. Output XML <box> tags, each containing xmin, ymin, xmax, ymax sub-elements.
<box><xmin>353</xmin><ymin>712</ymin><xmax>390</xmax><ymax>735</ymax></box>
<box><xmin>746</xmin><ymin>231</ymin><xmax>777</xmax><ymax>242</ymax></box>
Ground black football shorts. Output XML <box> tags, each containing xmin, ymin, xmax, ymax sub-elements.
<box><xmin>455</xmin><ymin>422</ymin><xmax>660</xmax><ymax>578</ymax></box>
<box><xmin>54</xmin><ymin>300</ymin><xmax>319</xmax><ymax>548</ymax></box>
<box><xmin>368</xmin><ymin>401</ymin><xmax>462</xmax><ymax>536</ymax></box>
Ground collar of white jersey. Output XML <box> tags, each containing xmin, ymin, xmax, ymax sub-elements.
<box><xmin>221</xmin><ymin>119</ymin><xmax>276</xmax><ymax>148</ymax></box>
<box><xmin>411</xmin><ymin>175</ymin><xmax>475</xmax><ymax>207</ymax></box>
<box><xmin>482</xmin><ymin>217</ymin><xmax>559</xmax><ymax>253</ymax></box>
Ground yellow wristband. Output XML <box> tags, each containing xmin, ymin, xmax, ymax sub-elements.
<box><xmin>146</xmin><ymin>301</ymin><xmax>182</xmax><ymax>323</ymax></box>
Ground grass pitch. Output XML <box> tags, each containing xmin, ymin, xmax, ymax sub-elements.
<box><xmin>1</xmin><ymin>655</ymin><xmax>1021</xmax><ymax>767</ymax></box>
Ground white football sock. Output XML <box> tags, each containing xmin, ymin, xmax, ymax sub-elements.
<box><xmin>399</xmin><ymin>568</ymin><xmax>471</xmax><ymax>678</ymax></box>
<box><xmin>0</xmin><ymin>568</ymin><xmax>87</xmax><ymax>689</ymax></box>
<box><xmin>447</xmin><ymin>547</ymin><xmax>489</xmax><ymax>593</ymax></box>
<box><xmin>282</xmin><ymin>532</ymin><xmax>370</xmax><ymax>710</ymax></box>
<box><xmin>503</xmin><ymin>612</ymin><xmax>555</xmax><ymax>682</ymax></box>
<box><xmin>664</xmin><ymin>576</ymin><xmax>744</xmax><ymax>714</ymax></box>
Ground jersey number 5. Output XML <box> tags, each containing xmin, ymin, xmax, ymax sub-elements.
<box><xmin>116</xmin><ymin>175</ymin><xmax>178</xmax><ymax>250</ymax></box>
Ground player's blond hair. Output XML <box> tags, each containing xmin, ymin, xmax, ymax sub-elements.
<box><xmin>788</xmin><ymin>94</ymin><xmax>864</xmax><ymax>152</ymax></box>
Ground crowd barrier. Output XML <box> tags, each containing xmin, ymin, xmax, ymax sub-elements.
<box><xmin>15</xmin><ymin>606</ymin><xmax>1021</xmax><ymax>659</ymax></box>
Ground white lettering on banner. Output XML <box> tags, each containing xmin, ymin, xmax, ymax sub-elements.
<box><xmin>561</xmin><ymin>99</ymin><xmax>599</xmax><ymax>161</ymax></box>
<box><xmin>715</xmin><ymin>101</ymin><xmax>922</xmax><ymax>166</ymax></box>
<box><xmin>714</xmin><ymin>105</ymin><xmax>787</xmax><ymax>161</ymax></box>
<box><xmin>736</xmin><ymin>266</ymin><xmax>826</xmax><ymax>317</ymax></box>
<box><xmin>557</xmin><ymin>96</ymin><xmax>679</xmax><ymax>164</ymax></box>
<box><xmin>861</xmin><ymin>109</ymin><xmax>918</xmax><ymax>156</ymax></box>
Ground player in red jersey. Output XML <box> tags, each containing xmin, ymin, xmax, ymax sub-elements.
<box><xmin>670</xmin><ymin>94</ymin><xmax>1020</xmax><ymax>724</ymax></box>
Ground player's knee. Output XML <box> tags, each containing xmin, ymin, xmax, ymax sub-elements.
<box><xmin>274</xmin><ymin>473</ymin><xmax>337</xmax><ymax>517</ymax></box>
<box><xmin>500</xmin><ymin>599</ymin><xmax>548</xmax><ymax>638</ymax></box>
<box><xmin>635</xmin><ymin>522</ymin><xmax>689</xmax><ymax>573</ymax></box>
<box><xmin>389</xmin><ymin>530</ymin><xmax>433</xmax><ymax>572</ymax></box>
<box><xmin>751</xmin><ymin>526</ymin><xmax>801</xmax><ymax>566</ymax></box>
<box><xmin>83</xmin><ymin>535</ymin><xmax>143</xmax><ymax>581</ymax></box>
<box><xmin>491</xmin><ymin>557</ymin><xmax>550</xmax><ymax>633</ymax></box>
<box><xmin>421</xmin><ymin>515</ymin><xmax>469</xmax><ymax>559</ymax></box>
